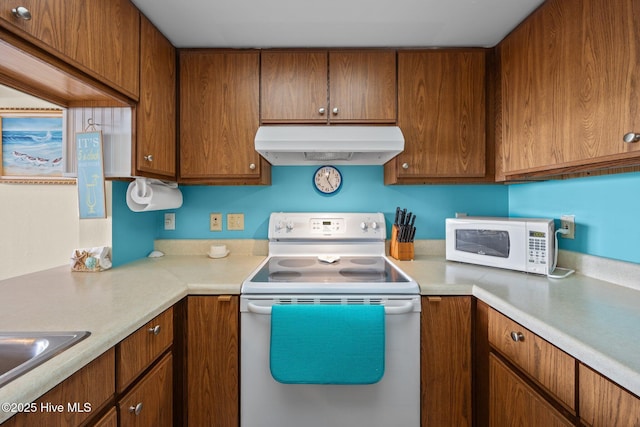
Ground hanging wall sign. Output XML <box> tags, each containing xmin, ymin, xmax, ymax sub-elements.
<box><xmin>76</xmin><ymin>130</ymin><xmax>106</xmax><ymax>219</ymax></box>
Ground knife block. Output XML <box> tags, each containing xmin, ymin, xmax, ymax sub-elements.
<box><xmin>389</xmin><ymin>225</ymin><xmax>414</xmax><ymax>261</ymax></box>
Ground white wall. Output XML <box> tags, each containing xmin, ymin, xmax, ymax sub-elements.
<box><xmin>0</xmin><ymin>182</ymin><xmax>112</xmax><ymax>280</ymax></box>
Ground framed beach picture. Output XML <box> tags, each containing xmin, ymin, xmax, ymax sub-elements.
<box><xmin>0</xmin><ymin>109</ymin><xmax>74</xmax><ymax>184</ymax></box>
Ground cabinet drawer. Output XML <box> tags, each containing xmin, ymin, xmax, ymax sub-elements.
<box><xmin>118</xmin><ymin>352</ymin><xmax>173</xmax><ymax>427</ymax></box>
<box><xmin>1</xmin><ymin>348</ymin><xmax>114</xmax><ymax>427</ymax></box>
<box><xmin>117</xmin><ymin>307</ymin><xmax>173</xmax><ymax>392</ymax></box>
<box><xmin>579</xmin><ymin>364</ymin><xmax>640</xmax><ymax>427</ymax></box>
<box><xmin>488</xmin><ymin>308</ymin><xmax>575</xmax><ymax>411</ymax></box>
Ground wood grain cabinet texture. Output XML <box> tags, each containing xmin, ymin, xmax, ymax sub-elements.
<box><xmin>186</xmin><ymin>296</ymin><xmax>239</xmax><ymax>427</ymax></box>
<box><xmin>116</xmin><ymin>307</ymin><xmax>174</xmax><ymax>393</ymax></box>
<box><xmin>0</xmin><ymin>348</ymin><xmax>115</xmax><ymax>427</ymax></box>
<box><xmin>421</xmin><ymin>296</ymin><xmax>472</xmax><ymax>427</ymax></box>
<box><xmin>498</xmin><ymin>0</ymin><xmax>640</xmax><ymax>180</ymax></box>
<box><xmin>92</xmin><ymin>407</ymin><xmax>118</xmax><ymax>427</ymax></box>
<box><xmin>136</xmin><ymin>15</ymin><xmax>176</xmax><ymax>180</ymax></box>
<box><xmin>260</xmin><ymin>49</ymin><xmax>397</xmax><ymax>124</ymax></box>
<box><xmin>490</xmin><ymin>354</ymin><xmax>573</xmax><ymax>427</ymax></box>
<box><xmin>386</xmin><ymin>50</ymin><xmax>488</xmax><ymax>184</ymax></box>
<box><xmin>179</xmin><ymin>50</ymin><xmax>270</xmax><ymax>185</ymax></box>
<box><xmin>488</xmin><ymin>307</ymin><xmax>575</xmax><ymax>413</ymax></box>
<box><xmin>118</xmin><ymin>353</ymin><xmax>173</xmax><ymax>427</ymax></box>
<box><xmin>579</xmin><ymin>364</ymin><xmax>640</xmax><ymax>427</ymax></box>
<box><xmin>0</xmin><ymin>0</ymin><xmax>140</xmax><ymax>100</ymax></box>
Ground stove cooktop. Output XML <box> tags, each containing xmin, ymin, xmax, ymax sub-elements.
<box><xmin>242</xmin><ymin>255</ymin><xmax>419</xmax><ymax>295</ymax></box>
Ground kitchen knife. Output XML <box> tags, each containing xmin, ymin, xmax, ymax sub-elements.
<box><xmin>394</xmin><ymin>207</ymin><xmax>401</xmax><ymax>226</ymax></box>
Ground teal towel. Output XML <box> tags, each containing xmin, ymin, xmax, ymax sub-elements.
<box><xmin>270</xmin><ymin>304</ymin><xmax>385</xmax><ymax>385</ymax></box>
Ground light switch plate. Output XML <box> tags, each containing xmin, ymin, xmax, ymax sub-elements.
<box><xmin>227</xmin><ymin>213</ymin><xmax>244</xmax><ymax>231</ymax></box>
<box><xmin>164</xmin><ymin>213</ymin><xmax>176</xmax><ymax>230</ymax></box>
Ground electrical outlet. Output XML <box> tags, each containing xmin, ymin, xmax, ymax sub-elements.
<box><xmin>560</xmin><ymin>215</ymin><xmax>575</xmax><ymax>239</ymax></box>
<box><xmin>164</xmin><ymin>213</ymin><xmax>176</xmax><ymax>230</ymax></box>
<box><xmin>227</xmin><ymin>213</ymin><xmax>244</xmax><ymax>231</ymax></box>
<box><xmin>210</xmin><ymin>213</ymin><xmax>222</xmax><ymax>231</ymax></box>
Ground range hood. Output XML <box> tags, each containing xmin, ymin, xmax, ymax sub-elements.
<box><xmin>255</xmin><ymin>125</ymin><xmax>404</xmax><ymax>165</ymax></box>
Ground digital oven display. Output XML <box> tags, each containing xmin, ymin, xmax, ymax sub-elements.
<box><xmin>529</xmin><ymin>231</ymin><xmax>546</xmax><ymax>238</ymax></box>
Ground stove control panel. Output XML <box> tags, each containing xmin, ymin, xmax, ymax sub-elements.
<box><xmin>269</xmin><ymin>212</ymin><xmax>385</xmax><ymax>239</ymax></box>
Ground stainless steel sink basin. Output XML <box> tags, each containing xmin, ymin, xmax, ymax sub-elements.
<box><xmin>0</xmin><ymin>331</ymin><xmax>90</xmax><ymax>387</ymax></box>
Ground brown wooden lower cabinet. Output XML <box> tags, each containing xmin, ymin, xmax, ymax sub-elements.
<box><xmin>421</xmin><ymin>296</ymin><xmax>472</xmax><ymax>427</ymax></box>
<box><xmin>186</xmin><ymin>295</ymin><xmax>239</xmax><ymax>426</ymax></box>
<box><xmin>0</xmin><ymin>348</ymin><xmax>114</xmax><ymax>427</ymax></box>
<box><xmin>118</xmin><ymin>352</ymin><xmax>173</xmax><ymax>427</ymax></box>
<box><xmin>489</xmin><ymin>354</ymin><xmax>573</xmax><ymax>427</ymax></box>
<box><xmin>92</xmin><ymin>407</ymin><xmax>117</xmax><ymax>427</ymax></box>
<box><xmin>579</xmin><ymin>363</ymin><xmax>640</xmax><ymax>427</ymax></box>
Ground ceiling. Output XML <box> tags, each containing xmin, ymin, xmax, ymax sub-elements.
<box><xmin>130</xmin><ymin>0</ymin><xmax>545</xmax><ymax>49</ymax></box>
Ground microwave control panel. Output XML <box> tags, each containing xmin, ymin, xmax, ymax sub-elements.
<box><xmin>527</xmin><ymin>229</ymin><xmax>550</xmax><ymax>273</ymax></box>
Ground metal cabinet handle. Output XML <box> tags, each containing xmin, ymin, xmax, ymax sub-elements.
<box><xmin>402</xmin><ymin>163</ymin><xmax>410</xmax><ymax>170</ymax></box>
<box><xmin>148</xmin><ymin>325</ymin><xmax>161</xmax><ymax>335</ymax></box>
<box><xmin>11</xmin><ymin>6</ymin><xmax>31</xmax><ymax>20</ymax></box>
<box><xmin>249</xmin><ymin>163</ymin><xmax>256</xmax><ymax>170</ymax></box>
<box><xmin>623</xmin><ymin>132</ymin><xmax>640</xmax><ymax>143</ymax></box>
<box><xmin>144</xmin><ymin>154</ymin><xmax>154</xmax><ymax>162</ymax></box>
<box><xmin>510</xmin><ymin>331</ymin><xmax>525</xmax><ymax>342</ymax></box>
<box><xmin>129</xmin><ymin>402</ymin><xmax>143</xmax><ymax>415</ymax></box>
<box><xmin>318</xmin><ymin>107</ymin><xmax>326</xmax><ymax>115</ymax></box>
<box><xmin>332</xmin><ymin>107</ymin><xmax>339</xmax><ymax>115</ymax></box>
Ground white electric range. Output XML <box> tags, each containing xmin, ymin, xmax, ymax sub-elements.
<box><xmin>240</xmin><ymin>212</ymin><xmax>420</xmax><ymax>427</ymax></box>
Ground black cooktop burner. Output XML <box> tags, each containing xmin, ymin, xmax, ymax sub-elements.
<box><xmin>277</xmin><ymin>259</ymin><xmax>316</xmax><ymax>268</ymax></box>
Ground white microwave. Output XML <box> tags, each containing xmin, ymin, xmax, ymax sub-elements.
<box><xmin>445</xmin><ymin>217</ymin><xmax>555</xmax><ymax>275</ymax></box>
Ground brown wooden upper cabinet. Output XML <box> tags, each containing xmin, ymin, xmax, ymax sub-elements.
<box><xmin>498</xmin><ymin>0</ymin><xmax>640</xmax><ymax>180</ymax></box>
<box><xmin>179</xmin><ymin>50</ymin><xmax>270</xmax><ymax>185</ymax></box>
<box><xmin>261</xmin><ymin>50</ymin><xmax>397</xmax><ymax>124</ymax></box>
<box><xmin>0</xmin><ymin>0</ymin><xmax>140</xmax><ymax>100</ymax></box>
<box><xmin>385</xmin><ymin>50</ymin><xmax>487</xmax><ymax>184</ymax></box>
<box><xmin>136</xmin><ymin>15</ymin><xmax>176</xmax><ymax>180</ymax></box>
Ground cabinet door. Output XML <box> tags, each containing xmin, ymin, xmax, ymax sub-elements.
<box><xmin>136</xmin><ymin>15</ymin><xmax>176</xmax><ymax>179</ymax></box>
<box><xmin>0</xmin><ymin>0</ymin><xmax>65</xmax><ymax>49</ymax></box>
<box><xmin>500</xmin><ymin>0</ymin><xmax>640</xmax><ymax>178</ymax></box>
<box><xmin>119</xmin><ymin>353</ymin><xmax>173</xmax><ymax>427</ymax></box>
<box><xmin>421</xmin><ymin>296</ymin><xmax>472</xmax><ymax>427</ymax></box>
<box><xmin>391</xmin><ymin>50</ymin><xmax>486</xmax><ymax>181</ymax></box>
<box><xmin>261</xmin><ymin>50</ymin><xmax>328</xmax><ymax>123</ymax></box>
<box><xmin>0</xmin><ymin>0</ymin><xmax>140</xmax><ymax>99</ymax></box>
<box><xmin>179</xmin><ymin>50</ymin><xmax>269</xmax><ymax>184</ymax></box>
<box><xmin>579</xmin><ymin>364</ymin><xmax>640</xmax><ymax>427</ymax></box>
<box><xmin>490</xmin><ymin>354</ymin><xmax>573</xmax><ymax>427</ymax></box>
<box><xmin>329</xmin><ymin>50</ymin><xmax>396</xmax><ymax>123</ymax></box>
<box><xmin>92</xmin><ymin>407</ymin><xmax>117</xmax><ymax>427</ymax></box>
<box><xmin>187</xmin><ymin>296</ymin><xmax>238</xmax><ymax>427</ymax></box>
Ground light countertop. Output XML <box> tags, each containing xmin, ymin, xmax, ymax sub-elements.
<box><xmin>0</xmin><ymin>252</ymin><xmax>639</xmax><ymax>423</ymax></box>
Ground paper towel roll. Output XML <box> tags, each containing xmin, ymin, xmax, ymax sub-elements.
<box><xmin>126</xmin><ymin>178</ymin><xmax>183</xmax><ymax>212</ymax></box>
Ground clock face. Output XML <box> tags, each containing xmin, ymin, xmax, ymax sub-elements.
<box><xmin>313</xmin><ymin>166</ymin><xmax>342</xmax><ymax>195</ymax></box>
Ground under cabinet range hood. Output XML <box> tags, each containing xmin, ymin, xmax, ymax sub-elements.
<box><xmin>254</xmin><ymin>125</ymin><xmax>404</xmax><ymax>165</ymax></box>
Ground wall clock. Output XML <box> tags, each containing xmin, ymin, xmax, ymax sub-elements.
<box><xmin>313</xmin><ymin>165</ymin><xmax>342</xmax><ymax>195</ymax></box>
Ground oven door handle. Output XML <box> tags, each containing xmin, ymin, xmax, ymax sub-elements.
<box><xmin>246</xmin><ymin>301</ymin><xmax>415</xmax><ymax>315</ymax></box>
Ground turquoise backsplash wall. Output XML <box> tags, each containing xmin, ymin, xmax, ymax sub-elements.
<box><xmin>155</xmin><ymin>166</ymin><xmax>509</xmax><ymax>240</ymax></box>
<box><xmin>112</xmin><ymin>181</ymin><xmax>160</xmax><ymax>266</ymax></box>
<box><xmin>509</xmin><ymin>171</ymin><xmax>640</xmax><ymax>264</ymax></box>
<box><xmin>111</xmin><ymin>168</ymin><xmax>640</xmax><ymax>266</ymax></box>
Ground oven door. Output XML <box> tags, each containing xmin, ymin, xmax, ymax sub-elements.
<box><xmin>240</xmin><ymin>295</ymin><xmax>420</xmax><ymax>427</ymax></box>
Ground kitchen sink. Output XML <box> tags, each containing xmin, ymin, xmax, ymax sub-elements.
<box><xmin>0</xmin><ymin>331</ymin><xmax>90</xmax><ymax>387</ymax></box>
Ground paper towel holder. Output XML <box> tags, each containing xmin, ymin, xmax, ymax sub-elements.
<box><xmin>126</xmin><ymin>177</ymin><xmax>182</xmax><ymax>212</ymax></box>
